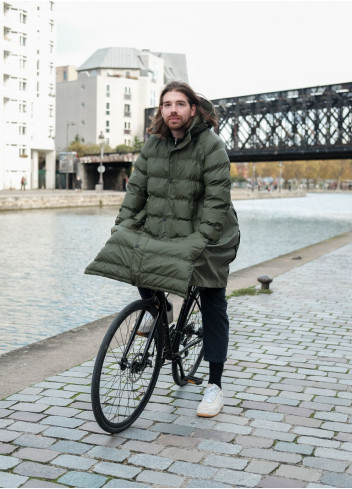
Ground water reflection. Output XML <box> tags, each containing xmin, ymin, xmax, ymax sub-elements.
<box><xmin>0</xmin><ymin>193</ymin><xmax>351</xmax><ymax>353</ymax></box>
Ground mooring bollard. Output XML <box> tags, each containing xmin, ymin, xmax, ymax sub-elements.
<box><xmin>257</xmin><ymin>275</ymin><xmax>273</xmax><ymax>290</ymax></box>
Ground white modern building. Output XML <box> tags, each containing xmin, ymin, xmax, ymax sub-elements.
<box><xmin>0</xmin><ymin>1</ymin><xmax>56</xmax><ymax>190</ymax></box>
<box><xmin>56</xmin><ymin>47</ymin><xmax>188</xmax><ymax>152</ymax></box>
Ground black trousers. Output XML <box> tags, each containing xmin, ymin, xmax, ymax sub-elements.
<box><xmin>138</xmin><ymin>287</ymin><xmax>229</xmax><ymax>363</ymax></box>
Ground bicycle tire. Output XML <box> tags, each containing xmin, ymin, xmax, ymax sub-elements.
<box><xmin>91</xmin><ymin>299</ymin><xmax>163</xmax><ymax>433</ymax></box>
<box><xmin>172</xmin><ymin>289</ymin><xmax>204</xmax><ymax>386</ymax></box>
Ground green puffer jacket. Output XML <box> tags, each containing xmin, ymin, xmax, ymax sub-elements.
<box><xmin>85</xmin><ymin>114</ymin><xmax>240</xmax><ymax>298</ymax></box>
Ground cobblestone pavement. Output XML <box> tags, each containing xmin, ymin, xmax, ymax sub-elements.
<box><xmin>1</xmin><ymin>243</ymin><xmax>352</xmax><ymax>488</ymax></box>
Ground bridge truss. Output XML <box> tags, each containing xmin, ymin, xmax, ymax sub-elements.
<box><xmin>213</xmin><ymin>82</ymin><xmax>352</xmax><ymax>162</ymax></box>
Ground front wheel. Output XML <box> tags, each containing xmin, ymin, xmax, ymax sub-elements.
<box><xmin>172</xmin><ymin>289</ymin><xmax>204</xmax><ymax>386</ymax></box>
<box><xmin>91</xmin><ymin>300</ymin><xmax>163</xmax><ymax>433</ymax></box>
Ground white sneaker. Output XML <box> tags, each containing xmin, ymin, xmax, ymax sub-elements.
<box><xmin>197</xmin><ymin>384</ymin><xmax>224</xmax><ymax>417</ymax></box>
<box><xmin>137</xmin><ymin>303</ymin><xmax>173</xmax><ymax>336</ymax></box>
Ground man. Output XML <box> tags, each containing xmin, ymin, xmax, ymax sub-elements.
<box><xmin>86</xmin><ymin>81</ymin><xmax>240</xmax><ymax>417</ymax></box>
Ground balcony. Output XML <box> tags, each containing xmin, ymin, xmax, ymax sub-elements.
<box><xmin>124</xmin><ymin>129</ymin><xmax>131</xmax><ymax>135</ymax></box>
<box><xmin>124</xmin><ymin>94</ymin><xmax>132</xmax><ymax>100</ymax></box>
<box><xmin>124</xmin><ymin>111</ymin><xmax>131</xmax><ymax>117</ymax></box>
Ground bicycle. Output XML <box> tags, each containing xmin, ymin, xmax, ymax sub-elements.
<box><xmin>91</xmin><ymin>286</ymin><xmax>204</xmax><ymax>433</ymax></box>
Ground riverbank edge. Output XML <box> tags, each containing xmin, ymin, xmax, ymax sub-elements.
<box><xmin>1</xmin><ymin>229</ymin><xmax>352</xmax><ymax>399</ymax></box>
<box><xmin>0</xmin><ymin>188</ymin><xmax>306</xmax><ymax>211</ymax></box>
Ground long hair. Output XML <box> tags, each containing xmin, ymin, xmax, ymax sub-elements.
<box><xmin>147</xmin><ymin>81</ymin><xmax>218</xmax><ymax>138</ymax></box>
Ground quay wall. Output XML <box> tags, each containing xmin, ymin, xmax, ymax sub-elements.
<box><xmin>0</xmin><ymin>188</ymin><xmax>306</xmax><ymax>211</ymax></box>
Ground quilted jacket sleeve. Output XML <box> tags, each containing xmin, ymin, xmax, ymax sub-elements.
<box><xmin>198</xmin><ymin>133</ymin><xmax>232</xmax><ymax>244</ymax></box>
<box><xmin>115</xmin><ymin>142</ymin><xmax>149</xmax><ymax>225</ymax></box>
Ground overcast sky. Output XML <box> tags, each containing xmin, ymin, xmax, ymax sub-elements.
<box><xmin>55</xmin><ymin>0</ymin><xmax>352</xmax><ymax>99</ymax></box>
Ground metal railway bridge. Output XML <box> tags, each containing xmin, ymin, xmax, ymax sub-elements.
<box><xmin>145</xmin><ymin>82</ymin><xmax>352</xmax><ymax>162</ymax></box>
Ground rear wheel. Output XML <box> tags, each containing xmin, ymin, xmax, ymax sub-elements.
<box><xmin>172</xmin><ymin>289</ymin><xmax>204</xmax><ymax>386</ymax></box>
<box><xmin>91</xmin><ymin>300</ymin><xmax>163</xmax><ymax>433</ymax></box>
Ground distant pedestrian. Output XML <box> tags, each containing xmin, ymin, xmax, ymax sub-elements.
<box><xmin>75</xmin><ymin>176</ymin><xmax>82</xmax><ymax>192</ymax></box>
<box><xmin>20</xmin><ymin>175</ymin><xmax>27</xmax><ymax>190</ymax></box>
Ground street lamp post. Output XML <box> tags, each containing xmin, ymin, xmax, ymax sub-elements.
<box><xmin>97</xmin><ymin>131</ymin><xmax>105</xmax><ymax>192</ymax></box>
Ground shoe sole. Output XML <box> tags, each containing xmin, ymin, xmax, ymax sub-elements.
<box><xmin>196</xmin><ymin>405</ymin><xmax>223</xmax><ymax>418</ymax></box>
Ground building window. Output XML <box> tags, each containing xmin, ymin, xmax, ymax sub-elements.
<box><xmin>19</xmin><ymin>125</ymin><xmax>26</xmax><ymax>135</ymax></box>
<box><xmin>19</xmin><ymin>80</ymin><xmax>27</xmax><ymax>91</ymax></box>
<box><xmin>50</xmin><ymin>1</ymin><xmax>54</xmax><ymax>10</ymax></box>
<box><xmin>49</xmin><ymin>42</ymin><xmax>54</xmax><ymax>54</ymax></box>
<box><xmin>124</xmin><ymin>86</ymin><xmax>131</xmax><ymax>100</ymax></box>
<box><xmin>63</xmin><ymin>70</ymin><xmax>67</xmax><ymax>80</ymax></box>
<box><xmin>49</xmin><ymin>105</ymin><xmax>54</xmax><ymax>117</ymax></box>
<box><xmin>106</xmin><ymin>85</ymin><xmax>110</xmax><ymax>97</ymax></box>
<box><xmin>20</xmin><ymin>12</ymin><xmax>27</xmax><ymax>24</ymax></box>
<box><xmin>124</xmin><ymin>139</ymin><xmax>131</xmax><ymax>146</ymax></box>
<box><xmin>106</xmin><ymin>120</ymin><xmax>110</xmax><ymax>133</ymax></box>
<box><xmin>20</xmin><ymin>35</ymin><xmax>27</xmax><ymax>46</ymax></box>
<box><xmin>81</xmin><ymin>101</ymin><xmax>85</xmax><ymax>108</ymax></box>
<box><xmin>49</xmin><ymin>21</ymin><xmax>54</xmax><ymax>32</ymax></box>
<box><xmin>81</xmin><ymin>120</ymin><xmax>85</xmax><ymax>126</ymax></box>
<box><xmin>81</xmin><ymin>84</ymin><xmax>85</xmax><ymax>90</ymax></box>
<box><xmin>19</xmin><ymin>57</ymin><xmax>27</xmax><ymax>69</ymax></box>
<box><xmin>106</xmin><ymin>102</ymin><xmax>110</xmax><ymax>115</ymax></box>
<box><xmin>49</xmin><ymin>63</ymin><xmax>54</xmax><ymax>75</ymax></box>
<box><xmin>124</xmin><ymin>104</ymin><xmax>131</xmax><ymax>116</ymax></box>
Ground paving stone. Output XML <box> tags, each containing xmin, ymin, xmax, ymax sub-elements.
<box><xmin>136</xmin><ymin>469</ymin><xmax>184</xmax><ymax>487</ymax></box>
<box><xmin>0</xmin><ymin>442</ymin><xmax>16</xmax><ymax>454</ymax></box>
<box><xmin>321</xmin><ymin>472</ymin><xmax>352</xmax><ymax>488</ymax></box>
<box><xmin>169</xmin><ymin>460</ymin><xmax>217</xmax><ymax>479</ymax></box>
<box><xmin>150</xmin><ymin>422</ymin><xmax>195</xmax><ymax>436</ymax></box>
<box><xmin>245</xmin><ymin>460</ymin><xmax>278</xmax><ymax>474</ymax></box>
<box><xmin>0</xmin><ymin>430</ymin><xmax>21</xmax><ymax>442</ymax></box>
<box><xmin>321</xmin><ymin>421</ymin><xmax>352</xmax><ymax>433</ymax></box>
<box><xmin>9</xmin><ymin>411</ymin><xmax>45</xmax><ymax>423</ymax></box>
<box><xmin>86</xmin><ymin>446</ymin><xmax>130</xmax><ymax>462</ymax></box>
<box><xmin>240</xmin><ymin>448</ymin><xmax>302</xmax><ymax>464</ymax></box>
<box><xmin>214</xmin><ymin>468</ymin><xmax>262</xmax><ymax>487</ymax></box>
<box><xmin>50</xmin><ymin>440</ymin><xmax>93</xmax><ymax>454</ymax></box>
<box><xmin>93</xmin><ymin>461</ymin><xmax>141</xmax><ymax>479</ymax></box>
<box><xmin>119</xmin><ymin>427</ymin><xmax>159</xmax><ymax>441</ymax></box>
<box><xmin>160</xmin><ymin>446</ymin><xmax>203</xmax><ymax>463</ymax></box>
<box><xmin>258</xmin><ymin>475</ymin><xmax>306</xmax><ymax>487</ymax></box>
<box><xmin>297</xmin><ymin>436</ymin><xmax>340</xmax><ymax>448</ymax></box>
<box><xmin>275</xmin><ymin>465</ymin><xmax>321</xmax><ymax>482</ymax></box>
<box><xmin>103</xmin><ymin>479</ymin><xmax>150</xmax><ymax>488</ymax></box>
<box><xmin>185</xmin><ymin>479</ymin><xmax>232</xmax><ymax>488</ymax></box>
<box><xmin>40</xmin><ymin>415</ymin><xmax>85</xmax><ymax>429</ymax></box>
<box><xmin>15</xmin><ymin>447</ymin><xmax>59</xmax><ymax>462</ymax></box>
<box><xmin>128</xmin><ymin>453</ymin><xmax>173</xmax><ymax>470</ymax></box>
<box><xmin>6</xmin><ymin>421</ymin><xmax>46</xmax><ymax>434</ymax></box>
<box><xmin>42</xmin><ymin>426</ymin><xmax>88</xmax><ymax>441</ymax></box>
<box><xmin>13</xmin><ymin>461</ymin><xmax>66</xmax><ymax>479</ymax></box>
<box><xmin>244</xmin><ymin>410</ymin><xmax>284</xmax><ymax>421</ymax></box>
<box><xmin>315</xmin><ymin>447</ymin><xmax>352</xmax><ymax>461</ymax></box>
<box><xmin>0</xmin><ymin>455</ymin><xmax>20</xmax><ymax>470</ymax></box>
<box><xmin>13</xmin><ymin>434</ymin><xmax>56</xmax><ymax>450</ymax></box>
<box><xmin>21</xmin><ymin>479</ymin><xmax>66</xmax><ymax>487</ymax></box>
<box><xmin>235</xmin><ymin>435</ymin><xmax>273</xmax><ymax>448</ymax></box>
<box><xmin>250</xmin><ymin>419</ymin><xmax>292</xmax><ymax>432</ymax></box>
<box><xmin>11</xmin><ymin>402</ymin><xmax>49</xmax><ymax>413</ymax></box>
<box><xmin>203</xmin><ymin>454</ymin><xmax>248</xmax><ymax>470</ymax></box>
<box><xmin>83</xmin><ymin>434</ymin><xmax>125</xmax><ymax>447</ymax></box>
<box><xmin>292</xmin><ymin>426</ymin><xmax>334</xmax><ymax>438</ymax></box>
<box><xmin>157</xmin><ymin>434</ymin><xmax>200</xmax><ymax>448</ymax></box>
<box><xmin>303</xmin><ymin>456</ymin><xmax>348</xmax><ymax>472</ymax></box>
<box><xmin>252</xmin><ymin>429</ymin><xmax>296</xmax><ymax>442</ymax></box>
<box><xmin>197</xmin><ymin>439</ymin><xmax>241</xmax><ymax>455</ymax></box>
<box><xmin>0</xmin><ymin>471</ymin><xmax>28</xmax><ymax>488</ymax></box>
<box><xmin>52</xmin><ymin>453</ymin><xmax>96</xmax><ymax>470</ymax></box>
<box><xmin>191</xmin><ymin>428</ymin><xmax>235</xmax><ymax>442</ymax></box>
<box><xmin>58</xmin><ymin>470</ymin><xmax>108</xmax><ymax>488</ymax></box>
<box><xmin>274</xmin><ymin>441</ymin><xmax>314</xmax><ymax>455</ymax></box>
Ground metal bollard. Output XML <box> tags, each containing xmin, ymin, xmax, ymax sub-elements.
<box><xmin>257</xmin><ymin>275</ymin><xmax>273</xmax><ymax>290</ymax></box>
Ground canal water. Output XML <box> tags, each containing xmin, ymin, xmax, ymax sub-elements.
<box><xmin>1</xmin><ymin>193</ymin><xmax>352</xmax><ymax>354</ymax></box>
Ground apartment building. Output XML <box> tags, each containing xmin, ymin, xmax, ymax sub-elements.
<box><xmin>0</xmin><ymin>1</ymin><xmax>56</xmax><ymax>190</ymax></box>
<box><xmin>56</xmin><ymin>47</ymin><xmax>188</xmax><ymax>152</ymax></box>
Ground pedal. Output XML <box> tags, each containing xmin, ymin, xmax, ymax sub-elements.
<box><xmin>185</xmin><ymin>376</ymin><xmax>203</xmax><ymax>385</ymax></box>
